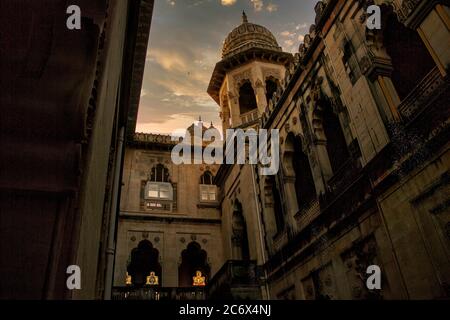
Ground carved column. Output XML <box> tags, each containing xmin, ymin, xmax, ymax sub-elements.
<box><xmin>227</xmin><ymin>89</ymin><xmax>241</xmax><ymax>128</ymax></box>
<box><xmin>253</xmin><ymin>79</ymin><xmax>268</xmax><ymax>114</ymax></box>
<box><xmin>254</xmin><ymin>66</ymin><xmax>268</xmax><ymax>114</ymax></box>
<box><xmin>282</xmin><ymin>177</ymin><xmax>300</xmax><ymax>233</ymax></box>
<box><xmin>362</xmin><ymin>6</ymin><xmax>402</xmax><ymax>121</ymax></box>
<box><xmin>220</xmin><ymin>93</ymin><xmax>231</xmax><ymax>135</ymax></box>
<box><xmin>310</xmin><ymin>86</ymin><xmax>334</xmax><ymax>182</ymax></box>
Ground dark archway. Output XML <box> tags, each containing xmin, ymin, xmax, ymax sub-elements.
<box><xmin>265</xmin><ymin>78</ymin><xmax>279</xmax><ymax>104</ymax></box>
<box><xmin>178</xmin><ymin>242</ymin><xmax>210</xmax><ymax>287</ymax></box>
<box><xmin>383</xmin><ymin>13</ymin><xmax>435</xmax><ymax>100</ymax></box>
<box><xmin>231</xmin><ymin>200</ymin><xmax>250</xmax><ymax>260</ymax></box>
<box><xmin>285</xmin><ymin>133</ymin><xmax>316</xmax><ymax>210</ymax></box>
<box><xmin>127</xmin><ymin>240</ymin><xmax>162</xmax><ymax>287</ymax></box>
<box><xmin>321</xmin><ymin>101</ymin><xmax>350</xmax><ymax>173</ymax></box>
<box><xmin>266</xmin><ymin>176</ymin><xmax>285</xmax><ymax>233</ymax></box>
<box><xmin>239</xmin><ymin>80</ymin><xmax>257</xmax><ymax>114</ymax></box>
<box><xmin>200</xmin><ymin>171</ymin><xmax>214</xmax><ymax>185</ymax></box>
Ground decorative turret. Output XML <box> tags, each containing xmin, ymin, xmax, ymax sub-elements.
<box><xmin>207</xmin><ymin>13</ymin><xmax>293</xmax><ymax>136</ymax></box>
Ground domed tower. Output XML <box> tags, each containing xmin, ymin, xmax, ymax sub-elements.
<box><xmin>208</xmin><ymin>12</ymin><xmax>292</xmax><ymax>135</ymax></box>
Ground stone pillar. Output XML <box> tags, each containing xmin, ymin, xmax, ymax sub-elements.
<box><xmin>282</xmin><ymin>177</ymin><xmax>299</xmax><ymax>233</ymax></box>
<box><xmin>228</xmin><ymin>91</ymin><xmax>241</xmax><ymax>128</ymax></box>
<box><xmin>361</xmin><ymin>47</ymin><xmax>401</xmax><ymax>121</ymax></box>
<box><xmin>253</xmin><ymin>68</ymin><xmax>267</xmax><ymax>115</ymax></box>
<box><xmin>220</xmin><ymin>93</ymin><xmax>231</xmax><ymax>136</ymax></box>
<box><xmin>312</xmin><ymin>140</ymin><xmax>334</xmax><ymax>183</ymax></box>
<box><xmin>375</xmin><ymin>75</ymin><xmax>402</xmax><ymax>120</ymax></box>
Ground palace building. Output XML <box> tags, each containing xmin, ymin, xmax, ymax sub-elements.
<box><xmin>113</xmin><ymin>0</ymin><xmax>450</xmax><ymax>300</ymax></box>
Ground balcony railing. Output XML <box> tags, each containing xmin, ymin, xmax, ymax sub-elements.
<box><xmin>398</xmin><ymin>66</ymin><xmax>445</xmax><ymax>122</ymax></box>
<box><xmin>295</xmin><ymin>199</ymin><xmax>320</xmax><ymax>231</ymax></box>
<box><xmin>240</xmin><ymin>110</ymin><xmax>259</xmax><ymax>126</ymax></box>
<box><xmin>112</xmin><ymin>287</ymin><xmax>206</xmax><ymax>301</ymax></box>
<box><xmin>207</xmin><ymin>260</ymin><xmax>261</xmax><ymax>299</ymax></box>
<box><xmin>327</xmin><ymin>158</ymin><xmax>361</xmax><ymax>194</ymax></box>
<box><xmin>112</xmin><ymin>261</ymin><xmax>261</xmax><ymax>300</ymax></box>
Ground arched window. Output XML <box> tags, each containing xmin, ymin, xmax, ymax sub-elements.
<box><xmin>127</xmin><ymin>240</ymin><xmax>161</xmax><ymax>287</ymax></box>
<box><xmin>200</xmin><ymin>171</ymin><xmax>214</xmax><ymax>185</ymax></box>
<box><xmin>145</xmin><ymin>164</ymin><xmax>173</xmax><ymax>211</ymax></box>
<box><xmin>200</xmin><ymin>171</ymin><xmax>217</xmax><ymax>202</ymax></box>
<box><xmin>150</xmin><ymin>164</ymin><xmax>170</xmax><ymax>182</ymax></box>
<box><xmin>265</xmin><ymin>78</ymin><xmax>279</xmax><ymax>104</ymax></box>
<box><xmin>239</xmin><ymin>80</ymin><xmax>257</xmax><ymax>114</ymax></box>
<box><xmin>267</xmin><ymin>176</ymin><xmax>285</xmax><ymax>234</ymax></box>
<box><xmin>383</xmin><ymin>13</ymin><xmax>435</xmax><ymax>100</ymax></box>
<box><xmin>232</xmin><ymin>201</ymin><xmax>250</xmax><ymax>260</ymax></box>
<box><xmin>321</xmin><ymin>102</ymin><xmax>350</xmax><ymax>173</ymax></box>
<box><xmin>313</xmin><ymin>97</ymin><xmax>350</xmax><ymax>173</ymax></box>
<box><xmin>178</xmin><ymin>242</ymin><xmax>210</xmax><ymax>287</ymax></box>
<box><xmin>284</xmin><ymin>134</ymin><xmax>316</xmax><ymax>210</ymax></box>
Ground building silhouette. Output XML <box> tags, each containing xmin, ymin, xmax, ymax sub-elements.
<box><xmin>0</xmin><ymin>0</ymin><xmax>155</xmax><ymax>299</ymax></box>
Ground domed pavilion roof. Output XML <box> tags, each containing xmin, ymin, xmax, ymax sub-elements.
<box><xmin>222</xmin><ymin>12</ymin><xmax>282</xmax><ymax>59</ymax></box>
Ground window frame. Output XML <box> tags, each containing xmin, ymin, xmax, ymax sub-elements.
<box><xmin>199</xmin><ymin>184</ymin><xmax>217</xmax><ymax>203</ymax></box>
<box><xmin>145</xmin><ymin>181</ymin><xmax>173</xmax><ymax>201</ymax></box>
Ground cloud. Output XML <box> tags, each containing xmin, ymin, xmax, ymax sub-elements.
<box><xmin>136</xmin><ymin>114</ymin><xmax>221</xmax><ymax>136</ymax></box>
<box><xmin>250</xmin><ymin>0</ymin><xmax>264</xmax><ymax>12</ymax></box>
<box><xmin>221</xmin><ymin>0</ymin><xmax>237</xmax><ymax>6</ymax></box>
<box><xmin>296</xmin><ymin>23</ymin><xmax>308</xmax><ymax>30</ymax></box>
<box><xmin>266</xmin><ymin>3</ymin><xmax>278</xmax><ymax>12</ymax></box>
<box><xmin>284</xmin><ymin>39</ymin><xmax>294</xmax><ymax>47</ymax></box>
<box><xmin>280</xmin><ymin>30</ymin><xmax>295</xmax><ymax>38</ymax></box>
<box><xmin>148</xmin><ymin>49</ymin><xmax>188</xmax><ymax>72</ymax></box>
<box><xmin>137</xmin><ymin>0</ymin><xmax>317</xmax><ymax>134</ymax></box>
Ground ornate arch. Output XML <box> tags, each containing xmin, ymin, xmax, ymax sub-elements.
<box><xmin>127</xmin><ymin>240</ymin><xmax>162</xmax><ymax>287</ymax></box>
<box><xmin>150</xmin><ymin>163</ymin><xmax>170</xmax><ymax>183</ymax></box>
<box><xmin>231</xmin><ymin>200</ymin><xmax>250</xmax><ymax>260</ymax></box>
<box><xmin>264</xmin><ymin>175</ymin><xmax>285</xmax><ymax>234</ymax></box>
<box><xmin>178</xmin><ymin>241</ymin><xmax>210</xmax><ymax>287</ymax></box>
<box><xmin>237</xmin><ymin>79</ymin><xmax>258</xmax><ymax>114</ymax></box>
<box><xmin>265</xmin><ymin>76</ymin><xmax>280</xmax><ymax>104</ymax></box>
<box><xmin>361</xmin><ymin>2</ymin><xmax>436</xmax><ymax>98</ymax></box>
<box><xmin>282</xmin><ymin>132</ymin><xmax>317</xmax><ymax>211</ymax></box>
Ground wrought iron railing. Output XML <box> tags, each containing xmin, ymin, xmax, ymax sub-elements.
<box><xmin>327</xmin><ymin>158</ymin><xmax>361</xmax><ymax>194</ymax></box>
<box><xmin>295</xmin><ymin>199</ymin><xmax>320</xmax><ymax>230</ymax></box>
<box><xmin>398</xmin><ymin>66</ymin><xmax>446</xmax><ymax>122</ymax></box>
<box><xmin>112</xmin><ymin>287</ymin><xmax>206</xmax><ymax>301</ymax></box>
<box><xmin>240</xmin><ymin>110</ymin><xmax>259</xmax><ymax>126</ymax></box>
<box><xmin>112</xmin><ymin>261</ymin><xmax>260</xmax><ymax>300</ymax></box>
<box><xmin>207</xmin><ymin>260</ymin><xmax>260</xmax><ymax>298</ymax></box>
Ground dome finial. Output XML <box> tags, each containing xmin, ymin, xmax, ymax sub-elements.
<box><xmin>242</xmin><ymin>11</ymin><xmax>248</xmax><ymax>23</ymax></box>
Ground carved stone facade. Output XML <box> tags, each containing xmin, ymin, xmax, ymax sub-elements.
<box><xmin>213</xmin><ymin>0</ymin><xmax>450</xmax><ymax>300</ymax></box>
<box><xmin>114</xmin><ymin>129</ymin><xmax>224</xmax><ymax>289</ymax></box>
<box><xmin>113</xmin><ymin>0</ymin><xmax>449</xmax><ymax>300</ymax></box>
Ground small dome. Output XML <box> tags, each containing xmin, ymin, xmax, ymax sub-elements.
<box><xmin>222</xmin><ymin>12</ymin><xmax>282</xmax><ymax>59</ymax></box>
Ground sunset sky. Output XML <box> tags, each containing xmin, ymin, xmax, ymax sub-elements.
<box><xmin>136</xmin><ymin>0</ymin><xmax>318</xmax><ymax>135</ymax></box>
